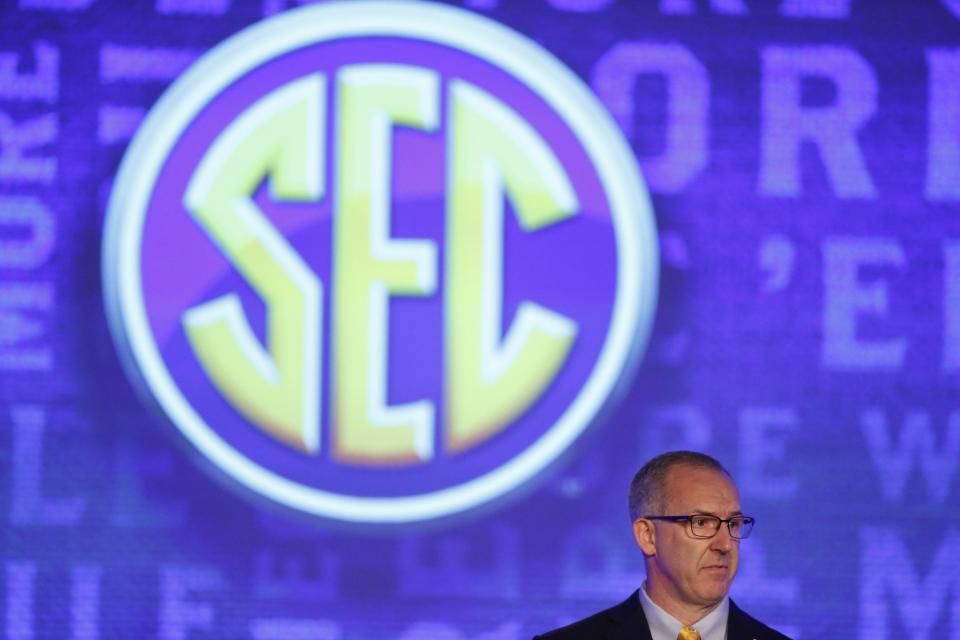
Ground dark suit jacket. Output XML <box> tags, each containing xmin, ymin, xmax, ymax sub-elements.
<box><xmin>533</xmin><ymin>590</ymin><xmax>792</xmax><ymax>640</ymax></box>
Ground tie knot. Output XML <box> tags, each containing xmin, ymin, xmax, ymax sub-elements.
<box><xmin>677</xmin><ymin>626</ymin><xmax>701</xmax><ymax>640</ymax></box>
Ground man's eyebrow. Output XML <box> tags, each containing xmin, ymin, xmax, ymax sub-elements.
<box><xmin>689</xmin><ymin>509</ymin><xmax>744</xmax><ymax>516</ymax></box>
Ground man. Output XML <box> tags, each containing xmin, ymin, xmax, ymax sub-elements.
<box><xmin>534</xmin><ymin>451</ymin><xmax>791</xmax><ymax>640</ymax></box>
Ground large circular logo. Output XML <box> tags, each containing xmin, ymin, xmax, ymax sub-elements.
<box><xmin>103</xmin><ymin>1</ymin><xmax>658</xmax><ymax>523</ymax></box>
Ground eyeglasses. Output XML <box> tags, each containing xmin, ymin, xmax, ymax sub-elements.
<box><xmin>643</xmin><ymin>514</ymin><xmax>755</xmax><ymax>540</ymax></box>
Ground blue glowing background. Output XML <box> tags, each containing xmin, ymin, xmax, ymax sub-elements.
<box><xmin>1</xmin><ymin>1</ymin><xmax>958</xmax><ymax>638</ymax></box>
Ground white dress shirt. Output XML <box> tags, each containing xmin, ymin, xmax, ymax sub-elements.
<box><xmin>639</xmin><ymin>582</ymin><xmax>729</xmax><ymax>640</ymax></box>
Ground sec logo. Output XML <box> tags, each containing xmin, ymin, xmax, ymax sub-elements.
<box><xmin>103</xmin><ymin>1</ymin><xmax>658</xmax><ymax>523</ymax></box>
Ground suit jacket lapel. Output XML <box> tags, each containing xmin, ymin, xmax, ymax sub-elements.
<box><xmin>726</xmin><ymin>599</ymin><xmax>756</xmax><ymax>640</ymax></box>
<box><xmin>605</xmin><ymin>590</ymin><xmax>653</xmax><ymax>640</ymax></box>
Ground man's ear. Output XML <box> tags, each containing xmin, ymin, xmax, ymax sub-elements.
<box><xmin>632</xmin><ymin>518</ymin><xmax>656</xmax><ymax>556</ymax></box>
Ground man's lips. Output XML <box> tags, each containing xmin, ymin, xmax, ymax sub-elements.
<box><xmin>701</xmin><ymin>564</ymin><xmax>729</xmax><ymax>573</ymax></box>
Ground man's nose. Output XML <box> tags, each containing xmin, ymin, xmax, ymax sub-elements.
<box><xmin>711</xmin><ymin>525</ymin><xmax>733</xmax><ymax>552</ymax></box>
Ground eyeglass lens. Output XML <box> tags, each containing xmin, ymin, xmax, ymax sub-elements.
<box><xmin>690</xmin><ymin>516</ymin><xmax>753</xmax><ymax>539</ymax></box>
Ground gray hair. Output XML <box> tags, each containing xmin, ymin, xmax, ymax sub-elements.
<box><xmin>627</xmin><ymin>450</ymin><xmax>731</xmax><ymax>521</ymax></box>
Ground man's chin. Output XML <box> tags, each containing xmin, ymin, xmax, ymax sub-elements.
<box><xmin>693</xmin><ymin>574</ymin><xmax>732</xmax><ymax>602</ymax></box>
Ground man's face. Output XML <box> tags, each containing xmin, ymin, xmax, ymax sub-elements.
<box><xmin>635</xmin><ymin>464</ymin><xmax>742</xmax><ymax>617</ymax></box>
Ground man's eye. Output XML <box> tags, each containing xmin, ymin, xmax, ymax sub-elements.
<box><xmin>692</xmin><ymin>517</ymin><xmax>709</xmax><ymax>527</ymax></box>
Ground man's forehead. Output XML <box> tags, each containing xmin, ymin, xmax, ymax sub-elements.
<box><xmin>663</xmin><ymin>464</ymin><xmax>741</xmax><ymax>509</ymax></box>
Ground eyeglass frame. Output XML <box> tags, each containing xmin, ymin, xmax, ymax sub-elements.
<box><xmin>641</xmin><ymin>514</ymin><xmax>755</xmax><ymax>540</ymax></box>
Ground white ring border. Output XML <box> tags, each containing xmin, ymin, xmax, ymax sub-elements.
<box><xmin>102</xmin><ymin>0</ymin><xmax>659</xmax><ymax>523</ymax></box>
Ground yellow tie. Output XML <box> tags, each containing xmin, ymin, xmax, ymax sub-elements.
<box><xmin>677</xmin><ymin>626</ymin><xmax>701</xmax><ymax>640</ymax></box>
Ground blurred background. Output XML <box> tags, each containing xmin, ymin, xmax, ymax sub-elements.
<box><xmin>1</xmin><ymin>0</ymin><xmax>958</xmax><ymax>638</ymax></box>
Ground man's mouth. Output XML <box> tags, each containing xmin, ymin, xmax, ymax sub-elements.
<box><xmin>702</xmin><ymin>564</ymin><xmax>728</xmax><ymax>573</ymax></box>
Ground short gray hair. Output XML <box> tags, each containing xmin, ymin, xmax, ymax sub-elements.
<box><xmin>627</xmin><ymin>450</ymin><xmax>731</xmax><ymax>521</ymax></box>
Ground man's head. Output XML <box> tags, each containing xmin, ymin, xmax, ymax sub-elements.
<box><xmin>628</xmin><ymin>451</ymin><xmax>743</xmax><ymax>624</ymax></box>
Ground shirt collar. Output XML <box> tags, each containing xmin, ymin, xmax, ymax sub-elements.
<box><xmin>639</xmin><ymin>582</ymin><xmax>729</xmax><ymax>640</ymax></box>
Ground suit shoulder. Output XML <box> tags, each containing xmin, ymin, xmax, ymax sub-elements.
<box><xmin>533</xmin><ymin>597</ymin><xmax>635</xmax><ymax>640</ymax></box>
<box><xmin>730</xmin><ymin>601</ymin><xmax>793</xmax><ymax>640</ymax></box>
